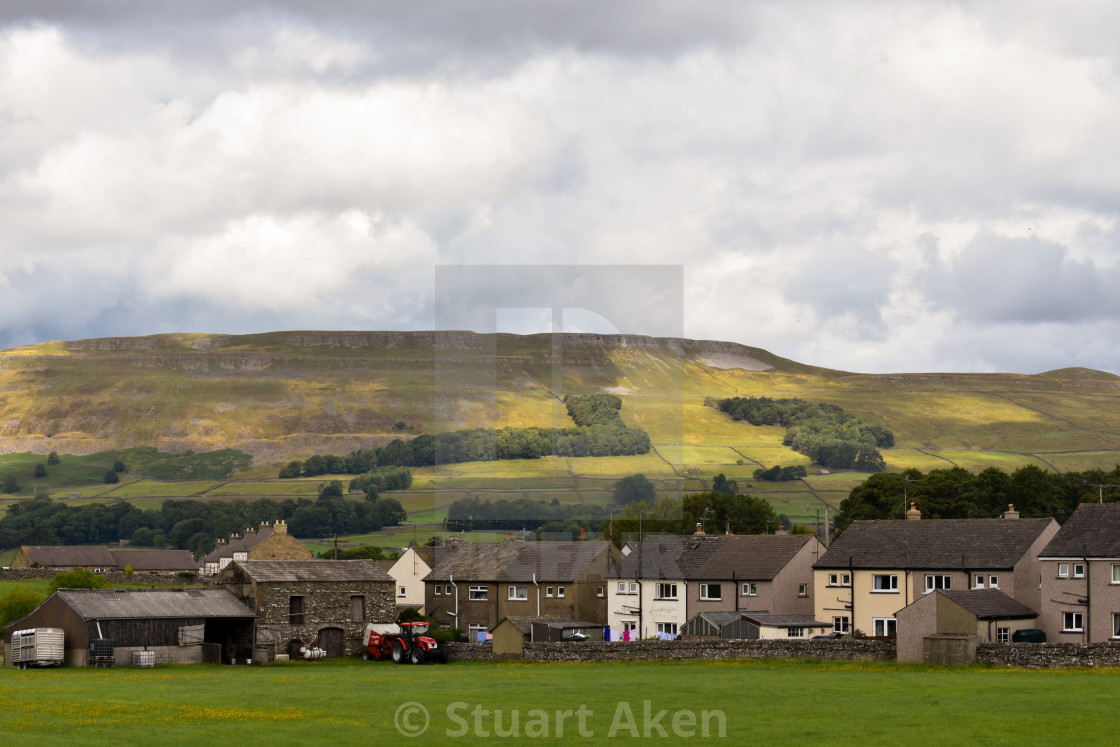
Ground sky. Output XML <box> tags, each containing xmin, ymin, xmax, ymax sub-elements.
<box><xmin>1</xmin><ymin>1</ymin><xmax>1119</xmax><ymax>375</ymax></box>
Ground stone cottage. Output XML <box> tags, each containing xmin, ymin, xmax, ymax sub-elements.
<box><xmin>200</xmin><ymin>520</ymin><xmax>312</xmax><ymax>575</ymax></box>
<box><xmin>214</xmin><ymin>559</ymin><xmax>394</xmax><ymax>660</ymax></box>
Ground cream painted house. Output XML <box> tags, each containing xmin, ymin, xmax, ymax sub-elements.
<box><xmin>388</xmin><ymin>547</ymin><xmax>434</xmax><ymax>614</ymax></box>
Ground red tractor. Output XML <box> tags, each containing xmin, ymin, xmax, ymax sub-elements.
<box><xmin>363</xmin><ymin>622</ymin><xmax>448</xmax><ymax>664</ymax></box>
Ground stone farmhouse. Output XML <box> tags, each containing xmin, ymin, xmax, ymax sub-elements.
<box><xmin>200</xmin><ymin>520</ymin><xmax>312</xmax><ymax>575</ymax></box>
<box><xmin>11</xmin><ymin>546</ymin><xmax>197</xmax><ymax>574</ymax></box>
<box><xmin>214</xmin><ymin>559</ymin><xmax>394</xmax><ymax>660</ymax></box>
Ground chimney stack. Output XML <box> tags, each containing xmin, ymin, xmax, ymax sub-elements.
<box><xmin>1003</xmin><ymin>504</ymin><xmax>1020</xmax><ymax>520</ymax></box>
<box><xmin>274</xmin><ymin>520</ymin><xmax>288</xmax><ymax>535</ymax></box>
<box><xmin>906</xmin><ymin>502</ymin><xmax>921</xmax><ymax>520</ymax></box>
<box><xmin>775</xmin><ymin>525</ymin><xmax>787</xmax><ymax>535</ymax></box>
<box><xmin>694</xmin><ymin>522</ymin><xmax>705</xmax><ymax>536</ymax></box>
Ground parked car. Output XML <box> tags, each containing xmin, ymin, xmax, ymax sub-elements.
<box><xmin>1011</xmin><ymin>629</ymin><xmax>1046</xmax><ymax>643</ymax></box>
<box><xmin>811</xmin><ymin>632</ymin><xmax>842</xmax><ymax>640</ymax></box>
<box><xmin>562</xmin><ymin>633</ymin><xmax>589</xmax><ymax>642</ymax></box>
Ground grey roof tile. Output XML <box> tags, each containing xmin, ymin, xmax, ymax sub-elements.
<box><xmin>425</xmin><ymin>541</ymin><xmax>612</xmax><ymax>583</ymax></box>
<box><xmin>1040</xmin><ymin>503</ymin><xmax>1120</xmax><ymax>557</ymax></box>
<box><xmin>613</xmin><ymin>534</ymin><xmax>817</xmax><ymax>580</ymax></box>
<box><xmin>230</xmin><ymin>559</ymin><xmax>392</xmax><ymax>582</ymax></box>
<box><xmin>56</xmin><ymin>588</ymin><xmax>254</xmax><ymax>619</ymax></box>
<box><xmin>940</xmin><ymin>589</ymin><xmax>1037</xmax><ymax>619</ymax></box>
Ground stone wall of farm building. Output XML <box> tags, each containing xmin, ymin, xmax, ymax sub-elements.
<box><xmin>978</xmin><ymin>642</ymin><xmax>1120</xmax><ymax>669</ymax></box>
<box><xmin>443</xmin><ymin>639</ymin><xmax>895</xmax><ymax>663</ymax></box>
<box><xmin>247</xmin><ymin>580</ymin><xmax>395</xmax><ymax>660</ymax></box>
<box><xmin>0</xmin><ymin>568</ymin><xmax>207</xmax><ymax>585</ymax></box>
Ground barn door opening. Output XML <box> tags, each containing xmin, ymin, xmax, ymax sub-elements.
<box><xmin>317</xmin><ymin>627</ymin><xmax>345</xmax><ymax>657</ymax></box>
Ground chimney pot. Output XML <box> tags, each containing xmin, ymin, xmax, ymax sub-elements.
<box><xmin>906</xmin><ymin>502</ymin><xmax>921</xmax><ymax>520</ymax></box>
<box><xmin>1003</xmin><ymin>504</ymin><xmax>1020</xmax><ymax>520</ymax></box>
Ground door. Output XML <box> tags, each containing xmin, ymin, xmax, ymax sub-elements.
<box><xmin>317</xmin><ymin>627</ymin><xmax>345</xmax><ymax>657</ymax></box>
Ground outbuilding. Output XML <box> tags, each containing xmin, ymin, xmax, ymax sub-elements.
<box><xmin>895</xmin><ymin>589</ymin><xmax>1039</xmax><ymax>663</ymax></box>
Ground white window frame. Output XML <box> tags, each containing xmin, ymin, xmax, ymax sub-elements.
<box><xmin>699</xmin><ymin>583</ymin><xmax>722</xmax><ymax>601</ymax></box>
<box><xmin>656</xmin><ymin>622</ymin><xmax>678</xmax><ymax>635</ymax></box>
<box><xmin>833</xmin><ymin>616</ymin><xmax>850</xmax><ymax>634</ymax></box>
<box><xmin>1063</xmin><ymin>612</ymin><xmax>1084</xmax><ymax>632</ymax></box>
<box><xmin>434</xmin><ymin>585</ymin><xmax>441</xmax><ymax>596</ymax></box>
<box><xmin>557</xmin><ymin>586</ymin><xmax>565</xmax><ymax>598</ymax></box>
<box><xmin>872</xmin><ymin>574</ymin><xmax>899</xmax><ymax>593</ymax></box>
<box><xmin>872</xmin><ymin>617</ymin><xmax>897</xmax><ymax>637</ymax></box>
<box><xmin>1074</xmin><ymin>564</ymin><xmax>1085</xmax><ymax>578</ymax></box>
<box><xmin>546</xmin><ymin>586</ymin><xmax>554</xmax><ymax>597</ymax></box>
<box><xmin>445</xmin><ymin>585</ymin><xmax>453</xmax><ymax>595</ymax></box>
<box><xmin>924</xmin><ymin>575</ymin><xmax>950</xmax><ymax>593</ymax></box>
<box><xmin>974</xmin><ymin>574</ymin><xmax>985</xmax><ymax>589</ymax></box>
<box><xmin>597</xmin><ymin>585</ymin><xmax>604</xmax><ymax>598</ymax></box>
<box><xmin>798</xmin><ymin>583</ymin><xmax>808</xmax><ymax>597</ymax></box>
<box><xmin>997</xmin><ymin>627</ymin><xmax>1010</xmax><ymax>643</ymax></box>
<box><xmin>468</xmin><ymin>585</ymin><xmax>488</xmax><ymax>601</ymax></box>
<box><xmin>656</xmin><ymin>583</ymin><xmax>678</xmax><ymax>600</ymax></box>
<box><xmin>1112</xmin><ymin>565</ymin><xmax>1120</xmax><ymax>585</ymax></box>
<box><xmin>827</xmin><ymin>573</ymin><xmax>851</xmax><ymax>587</ymax></box>
<box><xmin>786</xmin><ymin>627</ymin><xmax>805</xmax><ymax>638</ymax></box>
<box><xmin>988</xmin><ymin>575</ymin><xmax>999</xmax><ymax>589</ymax></box>
<box><xmin>617</xmin><ymin>581</ymin><xmax>627</xmax><ymax>593</ymax></box>
<box><xmin>741</xmin><ymin>582</ymin><xmax>757</xmax><ymax>596</ymax></box>
<box><xmin>629</xmin><ymin>582</ymin><xmax>638</xmax><ymax>594</ymax></box>
<box><xmin>233</xmin><ymin>552</ymin><xmax>247</xmax><ymax>562</ymax></box>
<box><xmin>623</xmin><ymin>621</ymin><xmax>637</xmax><ymax>633</ymax></box>
<box><xmin>467</xmin><ymin>623</ymin><xmax>488</xmax><ymax>640</ymax></box>
<box><xmin>1058</xmin><ymin>563</ymin><xmax>1070</xmax><ymax>578</ymax></box>
<box><xmin>508</xmin><ymin>585</ymin><xmax>528</xmax><ymax>601</ymax></box>
<box><xmin>398</xmin><ymin>586</ymin><xmax>406</xmax><ymax>597</ymax></box>
<box><xmin>1113</xmin><ymin>613</ymin><xmax>1120</xmax><ymax>639</ymax></box>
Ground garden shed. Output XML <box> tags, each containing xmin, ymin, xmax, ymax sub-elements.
<box><xmin>2</xmin><ymin>588</ymin><xmax>255</xmax><ymax>667</ymax></box>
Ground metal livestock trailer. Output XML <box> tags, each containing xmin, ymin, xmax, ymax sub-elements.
<box><xmin>11</xmin><ymin>628</ymin><xmax>65</xmax><ymax>669</ymax></box>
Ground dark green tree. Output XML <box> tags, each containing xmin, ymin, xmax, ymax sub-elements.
<box><xmin>47</xmin><ymin>451</ymin><xmax>61</xmax><ymax>465</ymax></box>
<box><xmin>0</xmin><ymin>588</ymin><xmax>44</xmax><ymax>627</ymax></box>
<box><xmin>613</xmin><ymin>474</ymin><xmax>656</xmax><ymax>505</ymax></box>
<box><xmin>48</xmin><ymin>568</ymin><xmax>113</xmax><ymax>593</ymax></box>
<box><xmin>103</xmin><ymin>469</ymin><xmax>120</xmax><ymax>484</ymax></box>
<box><xmin>34</xmin><ymin>463</ymin><xmax>47</xmax><ymax>478</ymax></box>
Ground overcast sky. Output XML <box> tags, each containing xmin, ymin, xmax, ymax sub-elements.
<box><xmin>2</xmin><ymin>2</ymin><xmax>1119</xmax><ymax>374</ymax></box>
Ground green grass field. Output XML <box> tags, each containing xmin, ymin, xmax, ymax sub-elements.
<box><xmin>0</xmin><ymin>659</ymin><xmax>1118</xmax><ymax>745</ymax></box>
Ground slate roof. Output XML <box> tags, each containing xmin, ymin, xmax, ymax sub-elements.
<box><xmin>1040</xmin><ymin>503</ymin><xmax>1120</xmax><ymax>558</ymax></box>
<box><xmin>19</xmin><ymin>546</ymin><xmax>196</xmax><ymax>571</ymax></box>
<box><xmin>202</xmin><ymin>527</ymin><xmax>276</xmax><ymax>563</ymax></box>
<box><xmin>424</xmin><ymin>541</ymin><xmax>613</xmax><ymax>583</ymax></box>
<box><xmin>814</xmin><ymin>518</ymin><xmax>1056</xmax><ymax>570</ymax></box>
<box><xmin>55</xmin><ymin>588</ymin><xmax>254</xmax><ymax>619</ymax></box>
<box><xmin>612</xmin><ymin>534</ymin><xmax>818</xmax><ymax>580</ymax></box>
<box><xmin>740</xmin><ymin>613</ymin><xmax>831</xmax><ymax>628</ymax></box>
<box><xmin>228</xmin><ymin>559</ymin><xmax>392</xmax><ymax>582</ymax></box>
<box><xmin>939</xmin><ymin>589</ymin><xmax>1037</xmax><ymax>620</ymax></box>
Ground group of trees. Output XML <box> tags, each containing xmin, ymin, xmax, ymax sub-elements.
<box><xmin>753</xmin><ymin>464</ymin><xmax>808</xmax><ymax>482</ymax></box>
<box><xmin>604</xmin><ymin>490</ymin><xmax>786</xmax><ymax>546</ymax></box>
<box><xmin>347</xmin><ymin>466</ymin><xmax>413</xmax><ymax>496</ymax></box>
<box><xmin>710</xmin><ymin>396</ymin><xmax>893</xmax><ymax>472</ymax></box>
<box><xmin>0</xmin><ymin>489</ymin><xmax>408</xmax><ymax>556</ymax></box>
<box><xmin>445</xmin><ymin>496</ymin><xmax>610</xmax><ymax>533</ymax></box>
<box><xmin>564</xmin><ymin>394</ymin><xmax>624</xmax><ymax>427</ymax></box>
<box><xmin>833</xmin><ymin>464</ymin><xmax>1120</xmax><ymax>535</ymax></box>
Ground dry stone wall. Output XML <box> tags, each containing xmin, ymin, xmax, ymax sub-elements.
<box><xmin>978</xmin><ymin>642</ymin><xmax>1120</xmax><ymax>669</ymax></box>
<box><xmin>444</xmin><ymin>639</ymin><xmax>894</xmax><ymax>663</ymax></box>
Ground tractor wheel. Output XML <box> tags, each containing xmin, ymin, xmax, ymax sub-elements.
<box><xmin>410</xmin><ymin>647</ymin><xmax>426</xmax><ymax>665</ymax></box>
<box><xmin>362</xmin><ymin>650</ymin><xmax>372</xmax><ymax>661</ymax></box>
<box><xmin>392</xmin><ymin>642</ymin><xmax>407</xmax><ymax>664</ymax></box>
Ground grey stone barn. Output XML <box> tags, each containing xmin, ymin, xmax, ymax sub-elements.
<box><xmin>1</xmin><ymin>588</ymin><xmax>255</xmax><ymax>667</ymax></box>
<box><xmin>215</xmin><ymin>560</ymin><xmax>394</xmax><ymax>660</ymax></box>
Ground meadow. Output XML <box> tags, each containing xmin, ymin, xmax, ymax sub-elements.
<box><xmin>1</xmin><ymin>658</ymin><xmax>1118</xmax><ymax>745</ymax></box>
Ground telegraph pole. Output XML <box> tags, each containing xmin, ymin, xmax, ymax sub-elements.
<box><xmin>1085</xmin><ymin>482</ymin><xmax>1120</xmax><ymax>504</ymax></box>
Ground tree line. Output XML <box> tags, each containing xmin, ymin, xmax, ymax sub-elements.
<box><xmin>833</xmin><ymin>464</ymin><xmax>1120</xmax><ymax>534</ymax></box>
<box><xmin>709</xmin><ymin>396</ymin><xmax>893</xmax><ymax>472</ymax></box>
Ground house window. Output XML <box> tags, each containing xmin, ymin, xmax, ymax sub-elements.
<box><xmin>742</xmin><ymin>583</ymin><xmax>758</xmax><ymax>596</ymax></box>
<box><xmin>656</xmin><ymin>583</ymin><xmax>678</xmax><ymax>600</ymax></box>
<box><xmin>468</xmin><ymin>586</ymin><xmax>488</xmax><ymax>600</ymax></box>
<box><xmin>398</xmin><ymin>586</ymin><xmax>406</xmax><ymax>597</ymax></box>
<box><xmin>557</xmin><ymin>586</ymin><xmax>565</xmax><ymax>598</ymax></box>
<box><xmin>546</xmin><ymin>586</ymin><xmax>554</xmax><ymax>597</ymax></box>
<box><xmin>629</xmin><ymin>582</ymin><xmax>638</xmax><ymax>594</ymax></box>
<box><xmin>1058</xmin><ymin>563</ymin><xmax>1070</xmax><ymax>578</ymax></box>
<box><xmin>798</xmin><ymin>584</ymin><xmax>808</xmax><ymax>597</ymax></box>
<box><xmin>617</xmin><ymin>582</ymin><xmax>627</xmax><ymax>594</ymax></box>
<box><xmin>786</xmin><ymin>628</ymin><xmax>805</xmax><ymax>638</ymax></box>
<box><xmin>289</xmin><ymin>596</ymin><xmax>305</xmax><ymax>625</ymax></box>
<box><xmin>872</xmin><ymin>574</ymin><xmax>898</xmax><ymax>592</ymax></box>
<box><xmin>1113</xmin><ymin>565</ymin><xmax>1120</xmax><ymax>584</ymax></box>
<box><xmin>833</xmin><ymin>616</ymin><xmax>850</xmax><ymax>634</ymax></box>
<box><xmin>974</xmin><ymin>574</ymin><xmax>985</xmax><ymax>589</ymax></box>
<box><xmin>828</xmin><ymin>573</ymin><xmax>851</xmax><ymax>587</ymax></box>
<box><xmin>1074</xmin><ymin>564</ymin><xmax>1085</xmax><ymax>578</ymax></box>
<box><xmin>350</xmin><ymin>595</ymin><xmax>365</xmax><ymax>621</ymax></box>
<box><xmin>434</xmin><ymin>586</ymin><xmax>442</xmax><ymax>596</ymax></box>
<box><xmin>508</xmin><ymin>585</ymin><xmax>528</xmax><ymax>601</ymax></box>
<box><xmin>997</xmin><ymin>627</ymin><xmax>1010</xmax><ymax>643</ymax></box>
<box><xmin>467</xmin><ymin>623</ymin><xmax>488</xmax><ymax>642</ymax></box>
<box><xmin>597</xmin><ymin>586</ymin><xmax>605</xmax><ymax>598</ymax></box>
<box><xmin>925</xmin><ymin>575</ymin><xmax>950</xmax><ymax>593</ymax></box>
<box><xmin>233</xmin><ymin>552</ymin><xmax>247</xmax><ymax>561</ymax></box>
<box><xmin>623</xmin><ymin>622</ymin><xmax>637</xmax><ymax>633</ymax></box>
<box><xmin>445</xmin><ymin>585</ymin><xmax>453</xmax><ymax>595</ymax></box>
<box><xmin>656</xmin><ymin>622</ymin><xmax>678</xmax><ymax>635</ymax></box>
<box><xmin>1113</xmin><ymin>613</ymin><xmax>1120</xmax><ymax>639</ymax></box>
<box><xmin>988</xmin><ymin>575</ymin><xmax>999</xmax><ymax>588</ymax></box>
<box><xmin>1063</xmin><ymin>612</ymin><xmax>1084</xmax><ymax>632</ymax></box>
<box><xmin>699</xmin><ymin>583</ymin><xmax>722</xmax><ymax>601</ymax></box>
<box><xmin>872</xmin><ymin>618</ymin><xmax>897</xmax><ymax>637</ymax></box>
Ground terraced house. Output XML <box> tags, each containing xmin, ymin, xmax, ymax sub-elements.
<box><xmin>1037</xmin><ymin>502</ymin><xmax>1120</xmax><ymax>643</ymax></box>
<box><xmin>608</xmin><ymin>530</ymin><xmax>824</xmax><ymax>639</ymax></box>
<box><xmin>814</xmin><ymin>505</ymin><xmax>1058</xmax><ymax>637</ymax></box>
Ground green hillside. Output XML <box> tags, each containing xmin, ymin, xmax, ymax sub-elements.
<box><xmin>2</xmin><ymin>330</ymin><xmax>1120</xmax><ymax>535</ymax></box>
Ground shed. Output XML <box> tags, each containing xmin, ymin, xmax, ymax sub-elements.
<box><xmin>2</xmin><ymin>588</ymin><xmax>255</xmax><ymax>667</ymax></box>
<box><xmin>491</xmin><ymin>616</ymin><xmax>604</xmax><ymax>656</ymax></box>
<box><xmin>896</xmin><ymin>589</ymin><xmax>1038</xmax><ymax>663</ymax></box>
<box><xmin>682</xmin><ymin>611</ymin><xmax>830</xmax><ymax>640</ymax></box>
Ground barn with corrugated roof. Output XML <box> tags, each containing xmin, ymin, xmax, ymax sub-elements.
<box><xmin>2</xmin><ymin>588</ymin><xmax>255</xmax><ymax>667</ymax></box>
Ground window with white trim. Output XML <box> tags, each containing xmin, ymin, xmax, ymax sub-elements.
<box><xmin>398</xmin><ymin>586</ymin><xmax>406</xmax><ymax>597</ymax></box>
<box><xmin>655</xmin><ymin>583</ymin><xmax>678</xmax><ymax>600</ymax></box>
<box><xmin>233</xmin><ymin>552</ymin><xmax>247</xmax><ymax>561</ymax></box>
<box><xmin>1113</xmin><ymin>565</ymin><xmax>1120</xmax><ymax>584</ymax></box>
<box><xmin>623</xmin><ymin>622</ymin><xmax>637</xmax><ymax>633</ymax></box>
<box><xmin>988</xmin><ymin>575</ymin><xmax>999</xmax><ymax>588</ymax></box>
<box><xmin>798</xmin><ymin>584</ymin><xmax>808</xmax><ymax>597</ymax></box>
<box><xmin>872</xmin><ymin>617</ymin><xmax>897</xmax><ymax>637</ymax></box>
<box><xmin>656</xmin><ymin>622</ymin><xmax>678</xmax><ymax>635</ymax></box>
<box><xmin>997</xmin><ymin>627</ymin><xmax>1010</xmax><ymax>643</ymax></box>
<box><xmin>445</xmin><ymin>585</ymin><xmax>452</xmax><ymax>595</ymax></box>
<box><xmin>467</xmin><ymin>623</ymin><xmax>488</xmax><ymax>640</ymax></box>
<box><xmin>742</xmin><ymin>582</ymin><xmax>757</xmax><ymax>596</ymax></box>
<box><xmin>597</xmin><ymin>585</ymin><xmax>604</xmax><ymax>598</ymax></box>
<box><xmin>786</xmin><ymin>627</ymin><xmax>805</xmax><ymax>638</ymax></box>
<box><xmin>974</xmin><ymin>574</ymin><xmax>985</xmax><ymax>589</ymax></box>
<box><xmin>1063</xmin><ymin>612</ymin><xmax>1083</xmax><ymax>632</ymax></box>
<box><xmin>828</xmin><ymin>573</ymin><xmax>851</xmax><ymax>587</ymax></box>
<box><xmin>508</xmin><ymin>585</ymin><xmax>528</xmax><ymax>601</ymax></box>
<box><xmin>617</xmin><ymin>581</ymin><xmax>627</xmax><ymax>594</ymax></box>
<box><xmin>1074</xmin><ymin>564</ymin><xmax>1085</xmax><ymax>578</ymax></box>
<box><xmin>1058</xmin><ymin>563</ymin><xmax>1070</xmax><ymax>578</ymax></box>
<box><xmin>546</xmin><ymin>586</ymin><xmax>554</xmax><ymax>597</ymax></box>
<box><xmin>872</xmin><ymin>574</ymin><xmax>898</xmax><ymax>592</ymax></box>
<box><xmin>629</xmin><ymin>582</ymin><xmax>638</xmax><ymax>594</ymax></box>
<box><xmin>557</xmin><ymin>586</ymin><xmax>565</xmax><ymax>598</ymax></box>
<box><xmin>925</xmin><ymin>575</ymin><xmax>950</xmax><ymax>592</ymax></box>
<box><xmin>833</xmin><ymin>616</ymin><xmax>850</xmax><ymax>634</ymax></box>
<box><xmin>434</xmin><ymin>585</ymin><xmax>441</xmax><ymax>595</ymax></box>
<box><xmin>468</xmin><ymin>586</ymin><xmax>488</xmax><ymax>600</ymax></box>
<box><xmin>699</xmin><ymin>583</ymin><xmax>722</xmax><ymax>601</ymax></box>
